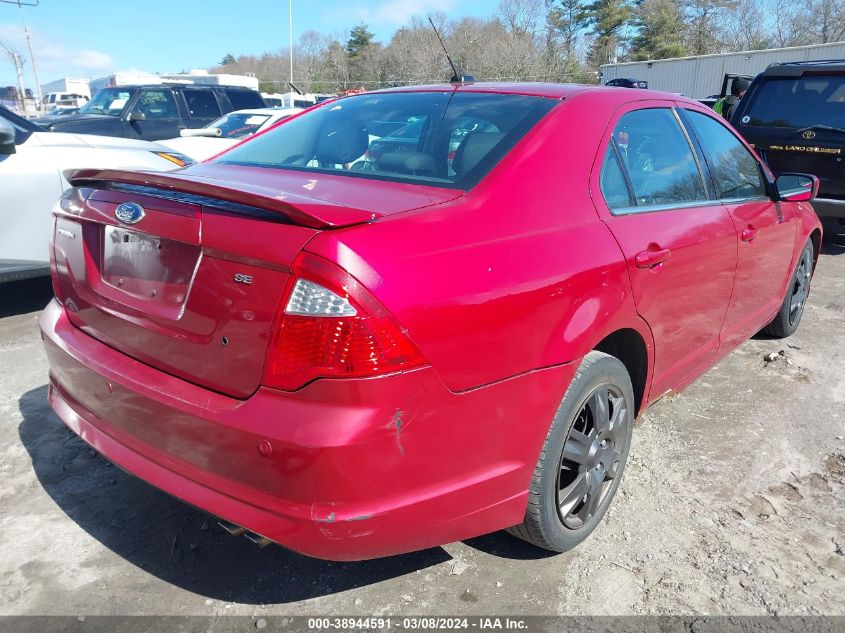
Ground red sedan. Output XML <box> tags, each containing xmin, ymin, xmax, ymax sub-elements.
<box><xmin>40</xmin><ymin>83</ymin><xmax>822</xmax><ymax>560</ymax></box>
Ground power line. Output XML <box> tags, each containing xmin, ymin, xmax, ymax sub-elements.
<box><xmin>0</xmin><ymin>0</ymin><xmax>42</xmax><ymax>106</ymax></box>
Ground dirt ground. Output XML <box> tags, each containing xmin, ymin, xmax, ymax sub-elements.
<box><xmin>1</xmin><ymin>222</ymin><xmax>844</xmax><ymax>618</ymax></box>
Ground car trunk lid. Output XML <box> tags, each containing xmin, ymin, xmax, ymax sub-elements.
<box><xmin>53</xmin><ymin>168</ymin><xmax>459</xmax><ymax>398</ymax></box>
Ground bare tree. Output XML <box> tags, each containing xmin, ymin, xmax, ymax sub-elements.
<box><xmin>719</xmin><ymin>0</ymin><xmax>770</xmax><ymax>51</ymax></box>
<box><xmin>802</xmin><ymin>0</ymin><xmax>845</xmax><ymax>43</ymax></box>
<box><xmin>771</xmin><ymin>0</ymin><xmax>808</xmax><ymax>47</ymax></box>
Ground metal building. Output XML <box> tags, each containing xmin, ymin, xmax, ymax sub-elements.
<box><xmin>600</xmin><ymin>41</ymin><xmax>845</xmax><ymax>99</ymax></box>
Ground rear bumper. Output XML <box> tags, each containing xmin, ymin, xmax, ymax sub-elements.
<box><xmin>811</xmin><ymin>198</ymin><xmax>845</xmax><ymax>220</ymax></box>
<box><xmin>40</xmin><ymin>299</ymin><xmax>574</xmax><ymax>560</ymax></box>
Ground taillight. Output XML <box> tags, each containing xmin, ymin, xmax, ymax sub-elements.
<box><xmin>262</xmin><ymin>252</ymin><xmax>426</xmax><ymax>391</ymax></box>
<box><xmin>50</xmin><ymin>187</ymin><xmax>87</xmax><ymax>301</ymax></box>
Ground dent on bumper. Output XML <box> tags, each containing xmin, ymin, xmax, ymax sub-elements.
<box><xmin>39</xmin><ymin>299</ymin><xmax>576</xmax><ymax>560</ymax></box>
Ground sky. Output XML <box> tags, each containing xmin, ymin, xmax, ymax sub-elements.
<box><xmin>0</xmin><ymin>0</ymin><xmax>498</xmax><ymax>90</ymax></box>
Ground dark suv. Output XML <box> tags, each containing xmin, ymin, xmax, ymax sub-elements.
<box><xmin>45</xmin><ymin>84</ymin><xmax>265</xmax><ymax>141</ymax></box>
<box><xmin>605</xmin><ymin>78</ymin><xmax>648</xmax><ymax>89</ymax></box>
<box><xmin>731</xmin><ymin>60</ymin><xmax>845</xmax><ymax>220</ymax></box>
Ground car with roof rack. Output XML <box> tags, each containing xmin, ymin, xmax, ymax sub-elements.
<box><xmin>730</xmin><ymin>59</ymin><xmax>845</xmax><ymax>221</ymax></box>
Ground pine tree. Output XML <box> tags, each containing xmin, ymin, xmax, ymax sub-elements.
<box><xmin>219</xmin><ymin>53</ymin><xmax>237</xmax><ymax>66</ymax></box>
<box><xmin>347</xmin><ymin>24</ymin><xmax>375</xmax><ymax>59</ymax></box>
<box><xmin>548</xmin><ymin>0</ymin><xmax>589</xmax><ymax>60</ymax></box>
<box><xmin>630</xmin><ymin>0</ymin><xmax>687</xmax><ymax>60</ymax></box>
<box><xmin>583</xmin><ymin>0</ymin><xmax>632</xmax><ymax>66</ymax></box>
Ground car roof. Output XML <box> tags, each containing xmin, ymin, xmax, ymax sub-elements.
<box><xmin>358</xmin><ymin>81</ymin><xmax>702</xmax><ymax>107</ymax></box>
<box><xmin>100</xmin><ymin>84</ymin><xmax>254</xmax><ymax>90</ymax></box>
<box><xmin>228</xmin><ymin>107</ymin><xmax>303</xmax><ymax>116</ymax></box>
<box><xmin>762</xmin><ymin>59</ymin><xmax>845</xmax><ymax>76</ymax></box>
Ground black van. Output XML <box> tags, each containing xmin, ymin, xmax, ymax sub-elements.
<box><xmin>46</xmin><ymin>84</ymin><xmax>266</xmax><ymax>141</ymax></box>
<box><xmin>731</xmin><ymin>60</ymin><xmax>845</xmax><ymax>221</ymax></box>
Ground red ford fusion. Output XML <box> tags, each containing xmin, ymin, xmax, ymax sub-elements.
<box><xmin>40</xmin><ymin>82</ymin><xmax>822</xmax><ymax>560</ymax></box>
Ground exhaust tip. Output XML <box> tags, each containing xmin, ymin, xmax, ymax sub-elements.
<box><xmin>217</xmin><ymin>519</ymin><xmax>246</xmax><ymax>536</ymax></box>
<box><xmin>244</xmin><ymin>531</ymin><xmax>273</xmax><ymax>548</ymax></box>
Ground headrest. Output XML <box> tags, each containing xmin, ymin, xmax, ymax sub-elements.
<box><xmin>315</xmin><ymin>123</ymin><xmax>369</xmax><ymax>165</ymax></box>
<box><xmin>376</xmin><ymin>151</ymin><xmax>436</xmax><ymax>177</ymax></box>
<box><xmin>452</xmin><ymin>133</ymin><xmax>506</xmax><ymax>177</ymax></box>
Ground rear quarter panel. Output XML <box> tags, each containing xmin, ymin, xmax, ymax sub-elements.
<box><xmin>307</xmin><ymin>96</ymin><xmax>654</xmax><ymax>393</ymax></box>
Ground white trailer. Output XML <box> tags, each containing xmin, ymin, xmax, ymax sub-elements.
<box><xmin>600</xmin><ymin>41</ymin><xmax>845</xmax><ymax>99</ymax></box>
<box><xmin>40</xmin><ymin>77</ymin><xmax>91</xmax><ymax>99</ymax></box>
<box><xmin>91</xmin><ymin>70</ymin><xmax>259</xmax><ymax>94</ymax></box>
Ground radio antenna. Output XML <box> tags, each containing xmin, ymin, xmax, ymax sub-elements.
<box><xmin>427</xmin><ymin>17</ymin><xmax>463</xmax><ymax>83</ymax></box>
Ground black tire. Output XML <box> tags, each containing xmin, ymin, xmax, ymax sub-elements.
<box><xmin>508</xmin><ymin>351</ymin><xmax>634</xmax><ymax>552</ymax></box>
<box><xmin>763</xmin><ymin>240</ymin><xmax>814</xmax><ymax>339</ymax></box>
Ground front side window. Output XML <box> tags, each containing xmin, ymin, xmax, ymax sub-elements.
<box><xmin>605</xmin><ymin>108</ymin><xmax>707</xmax><ymax>210</ymax></box>
<box><xmin>685</xmin><ymin>110</ymin><xmax>766</xmax><ymax>200</ymax></box>
<box><xmin>215</xmin><ymin>91</ymin><xmax>557</xmax><ymax>190</ymax></box>
<box><xmin>79</xmin><ymin>88</ymin><xmax>137</xmax><ymax>116</ymax></box>
<box><xmin>132</xmin><ymin>89</ymin><xmax>180</xmax><ymax>120</ymax></box>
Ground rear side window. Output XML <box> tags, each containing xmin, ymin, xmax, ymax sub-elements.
<box><xmin>603</xmin><ymin>108</ymin><xmax>706</xmax><ymax>210</ymax></box>
<box><xmin>600</xmin><ymin>145</ymin><xmax>632</xmax><ymax>210</ymax></box>
<box><xmin>184</xmin><ymin>89</ymin><xmax>221</xmax><ymax>119</ymax></box>
<box><xmin>743</xmin><ymin>76</ymin><xmax>845</xmax><ymax>128</ymax></box>
<box><xmin>224</xmin><ymin>89</ymin><xmax>265</xmax><ymax>111</ymax></box>
<box><xmin>215</xmin><ymin>91</ymin><xmax>557</xmax><ymax>190</ymax></box>
<box><xmin>685</xmin><ymin>110</ymin><xmax>766</xmax><ymax>200</ymax></box>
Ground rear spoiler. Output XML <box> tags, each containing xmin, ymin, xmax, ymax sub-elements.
<box><xmin>65</xmin><ymin>168</ymin><xmax>379</xmax><ymax>230</ymax></box>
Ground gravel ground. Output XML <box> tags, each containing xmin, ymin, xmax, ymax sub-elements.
<box><xmin>1</xmin><ymin>223</ymin><xmax>843</xmax><ymax>617</ymax></box>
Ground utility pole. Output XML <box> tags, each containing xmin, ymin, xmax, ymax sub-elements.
<box><xmin>288</xmin><ymin>0</ymin><xmax>294</xmax><ymax>102</ymax></box>
<box><xmin>1</xmin><ymin>42</ymin><xmax>27</xmax><ymax>114</ymax></box>
<box><xmin>1</xmin><ymin>0</ymin><xmax>42</xmax><ymax>108</ymax></box>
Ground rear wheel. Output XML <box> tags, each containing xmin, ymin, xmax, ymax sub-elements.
<box><xmin>508</xmin><ymin>351</ymin><xmax>634</xmax><ymax>552</ymax></box>
<box><xmin>763</xmin><ymin>240</ymin><xmax>814</xmax><ymax>338</ymax></box>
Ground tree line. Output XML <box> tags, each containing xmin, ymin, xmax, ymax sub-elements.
<box><xmin>212</xmin><ymin>0</ymin><xmax>845</xmax><ymax>94</ymax></box>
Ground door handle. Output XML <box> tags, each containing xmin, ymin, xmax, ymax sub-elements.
<box><xmin>741</xmin><ymin>226</ymin><xmax>758</xmax><ymax>242</ymax></box>
<box><xmin>635</xmin><ymin>247</ymin><xmax>671</xmax><ymax>269</ymax></box>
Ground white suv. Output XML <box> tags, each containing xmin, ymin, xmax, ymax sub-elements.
<box><xmin>0</xmin><ymin>106</ymin><xmax>193</xmax><ymax>283</ymax></box>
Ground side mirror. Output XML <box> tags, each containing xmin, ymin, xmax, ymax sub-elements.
<box><xmin>127</xmin><ymin>111</ymin><xmax>146</xmax><ymax>122</ymax></box>
<box><xmin>775</xmin><ymin>173</ymin><xmax>818</xmax><ymax>202</ymax></box>
<box><xmin>0</xmin><ymin>118</ymin><xmax>16</xmax><ymax>155</ymax></box>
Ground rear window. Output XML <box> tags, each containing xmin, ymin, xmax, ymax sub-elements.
<box><xmin>214</xmin><ymin>91</ymin><xmax>557</xmax><ymax>190</ymax></box>
<box><xmin>224</xmin><ymin>89</ymin><xmax>266</xmax><ymax>111</ymax></box>
<box><xmin>743</xmin><ymin>75</ymin><xmax>845</xmax><ymax>128</ymax></box>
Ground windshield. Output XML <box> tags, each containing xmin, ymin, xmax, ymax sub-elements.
<box><xmin>208</xmin><ymin>112</ymin><xmax>273</xmax><ymax>138</ymax></box>
<box><xmin>744</xmin><ymin>76</ymin><xmax>845</xmax><ymax>128</ymax></box>
<box><xmin>214</xmin><ymin>91</ymin><xmax>557</xmax><ymax>190</ymax></box>
<box><xmin>79</xmin><ymin>88</ymin><xmax>137</xmax><ymax>116</ymax></box>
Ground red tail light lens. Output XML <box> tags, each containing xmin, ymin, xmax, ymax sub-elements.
<box><xmin>262</xmin><ymin>253</ymin><xmax>426</xmax><ymax>391</ymax></box>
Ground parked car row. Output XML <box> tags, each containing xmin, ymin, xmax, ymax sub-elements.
<box><xmin>44</xmin><ymin>83</ymin><xmax>266</xmax><ymax>141</ymax></box>
<box><xmin>0</xmin><ymin>105</ymin><xmax>194</xmax><ymax>283</ymax></box>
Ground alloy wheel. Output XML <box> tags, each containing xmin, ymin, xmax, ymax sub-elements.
<box><xmin>556</xmin><ymin>384</ymin><xmax>628</xmax><ymax>530</ymax></box>
<box><xmin>788</xmin><ymin>248</ymin><xmax>813</xmax><ymax>327</ymax></box>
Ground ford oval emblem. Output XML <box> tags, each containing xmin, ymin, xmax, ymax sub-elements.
<box><xmin>115</xmin><ymin>202</ymin><xmax>145</xmax><ymax>225</ymax></box>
